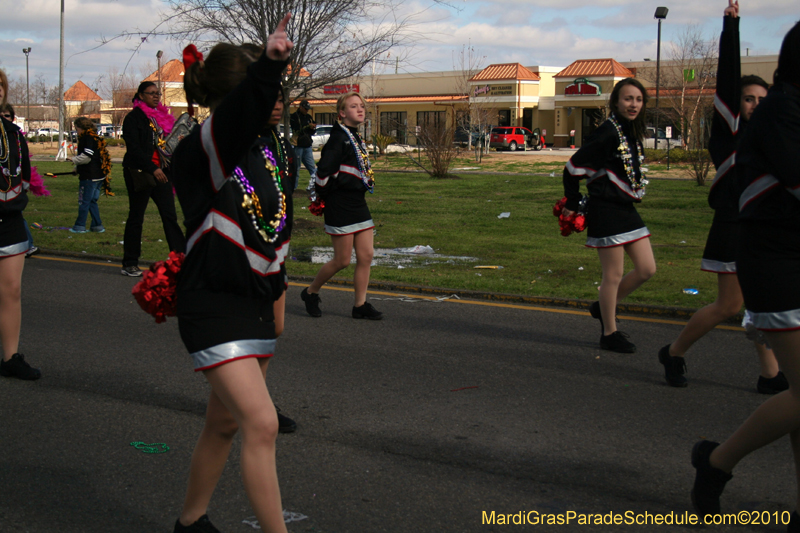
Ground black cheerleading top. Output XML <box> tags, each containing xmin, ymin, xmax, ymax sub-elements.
<box><xmin>171</xmin><ymin>53</ymin><xmax>292</xmax><ymax>303</ymax></box>
<box><xmin>708</xmin><ymin>15</ymin><xmax>746</xmax><ymax>220</ymax></box>
<box><xmin>736</xmin><ymin>82</ymin><xmax>800</xmax><ymax>225</ymax></box>
<box><xmin>563</xmin><ymin>114</ymin><xmax>644</xmax><ymax>212</ymax></box>
<box><xmin>0</xmin><ymin>118</ymin><xmax>31</xmax><ymax>216</ymax></box>
<box><xmin>314</xmin><ymin>123</ymin><xmax>373</xmax><ymax>231</ymax></box>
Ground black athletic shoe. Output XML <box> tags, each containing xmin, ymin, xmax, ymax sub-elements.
<box><xmin>352</xmin><ymin>302</ymin><xmax>383</xmax><ymax>320</ymax></box>
<box><xmin>0</xmin><ymin>353</ymin><xmax>41</xmax><ymax>381</ymax></box>
<box><xmin>757</xmin><ymin>371</ymin><xmax>789</xmax><ymax>394</ymax></box>
<box><xmin>658</xmin><ymin>344</ymin><xmax>688</xmax><ymax>387</ymax></box>
<box><xmin>589</xmin><ymin>301</ymin><xmax>604</xmax><ymax>333</ymax></box>
<box><xmin>691</xmin><ymin>440</ymin><xmax>732</xmax><ymax>519</ymax></box>
<box><xmin>174</xmin><ymin>515</ymin><xmax>221</xmax><ymax>533</ymax></box>
<box><xmin>276</xmin><ymin>407</ymin><xmax>297</xmax><ymax>434</ymax></box>
<box><xmin>788</xmin><ymin>511</ymin><xmax>800</xmax><ymax>533</ymax></box>
<box><xmin>301</xmin><ymin>288</ymin><xmax>322</xmax><ymax>317</ymax></box>
<box><xmin>600</xmin><ymin>331</ymin><xmax>636</xmax><ymax>353</ymax></box>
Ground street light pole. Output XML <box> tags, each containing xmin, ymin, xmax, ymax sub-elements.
<box><xmin>654</xmin><ymin>7</ymin><xmax>669</xmax><ymax>151</ymax></box>
<box><xmin>156</xmin><ymin>50</ymin><xmax>164</xmax><ymax>102</ymax></box>
<box><xmin>56</xmin><ymin>0</ymin><xmax>66</xmax><ymax>160</ymax></box>
<box><xmin>22</xmin><ymin>47</ymin><xmax>31</xmax><ymax>131</ymax></box>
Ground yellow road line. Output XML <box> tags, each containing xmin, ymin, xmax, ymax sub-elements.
<box><xmin>286</xmin><ymin>282</ymin><xmax>742</xmax><ymax>331</ymax></box>
<box><xmin>31</xmin><ymin>256</ymin><xmax>740</xmax><ymax>331</ymax></box>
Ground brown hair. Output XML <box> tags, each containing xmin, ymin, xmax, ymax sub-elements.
<box><xmin>336</xmin><ymin>92</ymin><xmax>366</xmax><ymax>118</ymax></box>
<box><xmin>608</xmin><ymin>78</ymin><xmax>649</xmax><ymax>142</ymax></box>
<box><xmin>183</xmin><ymin>43</ymin><xmax>262</xmax><ymax>111</ymax></box>
<box><xmin>74</xmin><ymin>117</ymin><xmax>96</xmax><ymax>132</ymax></box>
<box><xmin>0</xmin><ymin>102</ymin><xmax>15</xmax><ymax>120</ymax></box>
<box><xmin>0</xmin><ymin>69</ymin><xmax>8</xmax><ymax>107</ymax></box>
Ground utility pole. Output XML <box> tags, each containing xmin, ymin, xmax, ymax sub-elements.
<box><xmin>22</xmin><ymin>47</ymin><xmax>31</xmax><ymax>132</ymax></box>
<box><xmin>56</xmin><ymin>0</ymin><xmax>67</xmax><ymax>161</ymax></box>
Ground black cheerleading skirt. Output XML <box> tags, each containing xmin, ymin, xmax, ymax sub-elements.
<box><xmin>177</xmin><ymin>289</ymin><xmax>277</xmax><ymax>371</ymax></box>
<box><xmin>737</xmin><ymin>221</ymin><xmax>800</xmax><ymax>331</ymax></box>
<box><xmin>322</xmin><ymin>189</ymin><xmax>373</xmax><ymax>235</ymax></box>
<box><xmin>701</xmin><ymin>212</ymin><xmax>738</xmax><ymax>274</ymax></box>
<box><xmin>584</xmin><ymin>198</ymin><xmax>650</xmax><ymax>248</ymax></box>
<box><xmin>0</xmin><ymin>212</ymin><xmax>29</xmax><ymax>257</ymax></box>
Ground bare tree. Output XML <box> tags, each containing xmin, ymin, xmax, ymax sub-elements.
<box><xmin>162</xmin><ymin>0</ymin><xmax>422</xmax><ymax>100</ymax></box>
<box><xmin>408</xmin><ymin>116</ymin><xmax>459</xmax><ymax>179</ymax></box>
<box><xmin>649</xmin><ymin>24</ymin><xmax>718</xmax><ymax>149</ymax></box>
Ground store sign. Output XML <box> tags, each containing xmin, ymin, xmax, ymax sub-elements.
<box><xmin>564</xmin><ymin>78</ymin><xmax>601</xmax><ymax>96</ymax></box>
<box><xmin>323</xmin><ymin>84</ymin><xmax>360</xmax><ymax>95</ymax></box>
<box><xmin>472</xmin><ymin>84</ymin><xmax>514</xmax><ymax>97</ymax></box>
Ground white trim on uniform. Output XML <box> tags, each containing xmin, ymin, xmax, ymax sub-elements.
<box><xmin>714</xmin><ymin>94</ymin><xmax>739</xmax><ymax>135</ymax></box>
<box><xmin>585</xmin><ymin>227</ymin><xmax>650</xmax><ymax>248</ymax></box>
<box><xmin>192</xmin><ymin>339</ymin><xmax>277</xmax><ymax>371</ymax></box>
<box><xmin>201</xmin><ymin>114</ymin><xmax>229</xmax><ymax>192</ymax></box>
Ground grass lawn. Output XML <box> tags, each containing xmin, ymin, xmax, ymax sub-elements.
<box><xmin>29</xmin><ymin>159</ymin><xmax>720</xmax><ymax>309</ymax></box>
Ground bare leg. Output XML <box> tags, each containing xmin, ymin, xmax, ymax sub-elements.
<box><xmin>756</xmin><ymin>341</ymin><xmax>781</xmax><ymax>378</ymax></box>
<box><xmin>308</xmin><ymin>234</ymin><xmax>353</xmax><ymax>294</ymax></box>
<box><xmin>273</xmin><ymin>293</ymin><xmax>286</xmax><ymax>338</ymax></box>
<box><xmin>710</xmin><ymin>330</ymin><xmax>800</xmax><ymax>474</ymax></box>
<box><xmin>615</xmin><ymin>238</ymin><xmax>656</xmax><ymax>301</ymax></box>
<box><xmin>597</xmin><ymin>246</ymin><xmax>625</xmax><ymax>336</ymax></box>
<box><xmin>182</xmin><ymin>357</ymin><xmax>286</xmax><ymax>533</ymax></box>
<box><xmin>352</xmin><ymin>229</ymin><xmax>374</xmax><ymax>307</ymax></box>
<box><xmin>0</xmin><ymin>254</ymin><xmax>25</xmax><ymax>360</ymax></box>
<box><xmin>669</xmin><ymin>274</ymin><xmax>743</xmax><ymax>358</ymax></box>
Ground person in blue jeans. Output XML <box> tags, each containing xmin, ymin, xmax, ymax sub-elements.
<box><xmin>290</xmin><ymin>99</ymin><xmax>317</xmax><ymax>192</ymax></box>
<box><xmin>69</xmin><ymin>118</ymin><xmax>109</xmax><ymax>234</ymax></box>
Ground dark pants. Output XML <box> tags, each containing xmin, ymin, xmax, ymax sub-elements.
<box><xmin>122</xmin><ymin>167</ymin><xmax>186</xmax><ymax>267</ymax></box>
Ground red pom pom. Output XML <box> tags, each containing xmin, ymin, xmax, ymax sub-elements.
<box><xmin>573</xmin><ymin>214</ymin><xmax>586</xmax><ymax>233</ymax></box>
<box><xmin>553</xmin><ymin>197</ymin><xmax>587</xmax><ymax>236</ymax></box>
<box><xmin>131</xmin><ymin>251</ymin><xmax>184</xmax><ymax>323</ymax></box>
<box><xmin>309</xmin><ymin>199</ymin><xmax>325</xmax><ymax>216</ymax></box>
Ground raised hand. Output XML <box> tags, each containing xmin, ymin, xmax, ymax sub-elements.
<box><xmin>724</xmin><ymin>0</ymin><xmax>739</xmax><ymax>18</ymax></box>
<box><xmin>267</xmin><ymin>13</ymin><xmax>293</xmax><ymax>61</ymax></box>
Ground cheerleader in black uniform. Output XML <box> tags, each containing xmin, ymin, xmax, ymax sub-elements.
<box><xmin>300</xmin><ymin>91</ymin><xmax>382</xmax><ymax>320</ymax></box>
<box><xmin>691</xmin><ymin>22</ymin><xmax>800</xmax><ymax>525</ymax></box>
<box><xmin>657</xmin><ymin>0</ymin><xmax>784</xmax><ymax>392</ymax></box>
<box><xmin>562</xmin><ymin>78</ymin><xmax>655</xmax><ymax>353</ymax></box>
<box><xmin>169</xmin><ymin>16</ymin><xmax>293</xmax><ymax>533</ymax></box>
<box><xmin>0</xmin><ymin>69</ymin><xmax>40</xmax><ymax>381</ymax></box>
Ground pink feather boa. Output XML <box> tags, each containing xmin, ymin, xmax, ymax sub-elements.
<box><xmin>29</xmin><ymin>165</ymin><xmax>50</xmax><ymax>197</ymax></box>
<box><xmin>132</xmin><ymin>99</ymin><xmax>175</xmax><ymax>135</ymax></box>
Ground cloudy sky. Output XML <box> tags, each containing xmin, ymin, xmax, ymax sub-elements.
<box><xmin>0</xmin><ymin>0</ymin><xmax>795</xmax><ymax>99</ymax></box>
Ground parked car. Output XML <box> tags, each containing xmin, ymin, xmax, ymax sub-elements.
<box><xmin>644</xmin><ymin>127</ymin><xmax>682</xmax><ymax>149</ymax></box>
<box><xmin>489</xmin><ymin>126</ymin><xmax>539</xmax><ymax>151</ymax></box>
<box><xmin>454</xmin><ymin>126</ymin><xmax>489</xmax><ymax>148</ymax></box>
<box><xmin>311</xmin><ymin>125</ymin><xmax>333</xmax><ymax>149</ymax></box>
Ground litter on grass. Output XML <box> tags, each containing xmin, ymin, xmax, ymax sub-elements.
<box><xmin>682</xmin><ymin>287</ymin><xmax>699</xmax><ymax>295</ymax></box>
<box><xmin>291</xmin><ymin>245</ymin><xmax>477</xmax><ymax>269</ymax></box>
<box><xmin>474</xmin><ymin>265</ymin><xmax>503</xmax><ymax>269</ymax></box>
<box><xmin>497</xmin><ymin>212</ymin><xmax>511</xmax><ymax>219</ymax></box>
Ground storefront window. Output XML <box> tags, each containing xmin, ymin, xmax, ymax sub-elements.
<box><xmin>315</xmin><ymin>113</ymin><xmax>337</xmax><ymax>126</ymax></box>
<box><xmin>497</xmin><ymin>110</ymin><xmax>510</xmax><ymax>126</ymax></box>
<box><xmin>380</xmin><ymin>111</ymin><xmax>407</xmax><ymax>144</ymax></box>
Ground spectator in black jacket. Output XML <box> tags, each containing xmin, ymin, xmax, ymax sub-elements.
<box><xmin>70</xmin><ymin>117</ymin><xmax>108</xmax><ymax>233</ymax></box>
<box><xmin>120</xmin><ymin>81</ymin><xmax>185</xmax><ymax>277</ymax></box>
<box><xmin>290</xmin><ymin>99</ymin><xmax>316</xmax><ymax>191</ymax></box>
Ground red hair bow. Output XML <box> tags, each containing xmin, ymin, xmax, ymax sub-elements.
<box><xmin>182</xmin><ymin>45</ymin><xmax>204</xmax><ymax>116</ymax></box>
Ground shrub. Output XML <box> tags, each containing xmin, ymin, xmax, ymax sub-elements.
<box><xmin>105</xmin><ymin>138</ymin><xmax>125</xmax><ymax>147</ymax></box>
<box><xmin>371</xmin><ymin>134</ymin><xmax>395</xmax><ymax>156</ymax></box>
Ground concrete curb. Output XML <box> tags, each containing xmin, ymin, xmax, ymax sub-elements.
<box><xmin>34</xmin><ymin>249</ymin><xmax>737</xmax><ymax>325</ymax></box>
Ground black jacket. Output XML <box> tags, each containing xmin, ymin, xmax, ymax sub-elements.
<box><xmin>290</xmin><ymin>110</ymin><xmax>315</xmax><ymax>148</ymax></box>
<box><xmin>736</xmin><ymin>82</ymin><xmax>800</xmax><ymax>225</ymax></box>
<box><xmin>0</xmin><ymin>118</ymin><xmax>30</xmax><ymax>215</ymax></box>
<box><xmin>172</xmin><ymin>53</ymin><xmax>291</xmax><ymax>303</ymax></box>
<box><xmin>563</xmin><ymin>115</ymin><xmax>645</xmax><ymax>212</ymax></box>
<box><xmin>75</xmin><ymin>134</ymin><xmax>105</xmax><ymax>181</ymax></box>
<box><xmin>122</xmin><ymin>106</ymin><xmax>161</xmax><ymax>173</ymax></box>
<box><xmin>708</xmin><ymin>15</ymin><xmax>744</xmax><ymax>220</ymax></box>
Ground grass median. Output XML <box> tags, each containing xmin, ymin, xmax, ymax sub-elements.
<box><xmin>28</xmin><ymin>160</ymin><xmax>718</xmax><ymax>308</ymax></box>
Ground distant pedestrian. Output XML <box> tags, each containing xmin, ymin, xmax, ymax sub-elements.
<box><xmin>290</xmin><ymin>99</ymin><xmax>317</xmax><ymax>191</ymax></box>
<box><xmin>69</xmin><ymin>117</ymin><xmax>110</xmax><ymax>234</ymax></box>
<box><xmin>690</xmin><ymin>20</ymin><xmax>800</xmax><ymax>523</ymax></box>
<box><xmin>120</xmin><ymin>81</ymin><xmax>185</xmax><ymax>277</ymax></box>
<box><xmin>561</xmin><ymin>78</ymin><xmax>655</xmax><ymax>353</ymax></box>
<box><xmin>301</xmin><ymin>92</ymin><xmax>382</xmax><ymax>320</ymax></box>
<box><xmin>0</xmin><ymin>69</ymin><xmax>40</xmax><ymax>380</ymax></box>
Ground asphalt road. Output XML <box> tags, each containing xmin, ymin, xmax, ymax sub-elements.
<box><xmin>0</xmin><ymin>255</ymin><xmax>793</xmax><ymax>533</ymax></box>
